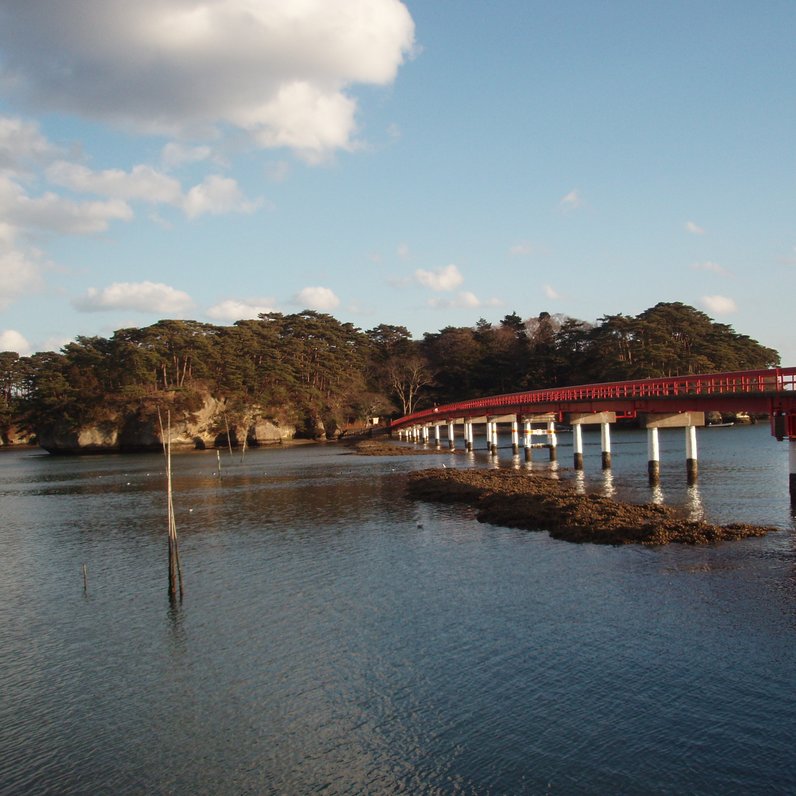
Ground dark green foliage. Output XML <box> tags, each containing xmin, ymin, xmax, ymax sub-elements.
<box><xmin>0</xmin><ymin>302</ymin><xmax>781</xmax><ymax>437</ymax></box>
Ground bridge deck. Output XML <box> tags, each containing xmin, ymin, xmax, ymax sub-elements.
<box><xmin>391</xmin><ymin>367</ymin><xmax>796</xmax><ymax>437</ymax></box>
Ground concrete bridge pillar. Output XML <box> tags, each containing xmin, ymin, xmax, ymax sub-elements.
<box><xmin>790</xmin><ymin>441</ymin><xmax>796</xmax><ymax>501</ymax></box>
<box><xmin>686</xmin><ymin>425</ymin><xmax>698</xmax><ymax>484</ymax></box>
<box><xmin>642</xmin><ymin>412</ymin><xmax>704</xmax><ymax>485</ymax></box>
<box><xmin>601</xmin><ymin>423</ymin><xmax>612</xmax><ymax>469</ymax></box>
<box><xmin>447</xmin><ymin>421</ymin><xmax>455</xmax><ymax>450</ymax></box>
<box><xmin>465</xmin><ymin>419</ymin><xmax>473</xmax><ymax>451</ymax></box>
<box><xmin>511</xmin><ymin>418</ymin><xmax>519</xmax><ymax>454</ymax></box>
<box><xmin>547</xmin><ymin>419</ymin><xmax>557</xmax><ymax>461</ymax></box>
<box><xmin>422</xmin><ymin>425</ymin><xmax>429</xmax><ymax>445</ymax></box>
<box><xmin>434</xmin><ymin>424</ymin><xmax>441</xmax><ymax>448</ymax></box>
<box><xmin>490</xmin><ymin>420</ymin><xmax>499</xmax><ymax>456</ymax></box>
<box><xmin>523</xmin><ymin>420</ymin><xmax>532</xmax><ymax>461</ymax></box>
<box><xmin>573</xmin><ymin>424</ymin><xmax>584</xmax><ymax>470</ymax></box>
<box><xmin>647</xmin><ymin>427</ymin><xmax>660</xmax><ymax>484</ymax></box>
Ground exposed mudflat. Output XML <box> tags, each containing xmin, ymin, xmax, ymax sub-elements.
<box><xmin>348</xmin><ymin>439</ymin><xmax>457</xmax><ymax>456</ymax></box>
<box><xmin>407</xmin><ymin>467</ymin><xmax>775</xmax><ymax>546</ymax></box>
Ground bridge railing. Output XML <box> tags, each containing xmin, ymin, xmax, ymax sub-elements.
<box><xmin>392</xmin><ymin>367</ymin><xmax>796</xmax><ymax>428</ymax></box>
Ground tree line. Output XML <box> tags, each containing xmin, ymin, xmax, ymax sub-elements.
<box><xmin>0</xmin><ymin>302</ymin><xmax>780</xmax><ymax>442</ymax></box>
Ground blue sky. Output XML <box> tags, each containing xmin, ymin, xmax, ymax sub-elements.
<box><xmin>1</xmin><ymin>0</ymin><xmax>794</xmax><ymax>365</ymax></box>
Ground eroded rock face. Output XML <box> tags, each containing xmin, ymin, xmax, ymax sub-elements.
<box><xmin>0</xmin><ymin>425</ymin><xmax>36</xmax><ymax>447</ymax></box>
<box><xmin>36</xmin><ymin>394</ymin><xmax>297</xmax><ymax>453</ymax></box>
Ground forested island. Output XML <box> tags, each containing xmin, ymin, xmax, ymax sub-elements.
<box><xmin>0</xmin><ymin>301</ymin><xmax>779</xmax><ymax>452</ymax></box>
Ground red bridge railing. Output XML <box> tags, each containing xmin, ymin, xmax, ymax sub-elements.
<box><xmin>391</xmin><ymin>367</ymin><xmax>796</xmax><ymax>430</ymax></box>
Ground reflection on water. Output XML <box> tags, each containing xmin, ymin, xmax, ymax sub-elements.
<box><xmin>650</xmin><ymin>483</ymin><xmax>665</xmax><ymax>505</ymax></box>
<box><xmin>687</xmin><ymin>484</ymin><xmax>705</xmax><ymax>521</ymax></box>
<box><xmin>1</xmin><ymin>427</ymin><xmax>796</xmax><ymax>794</ymax></box>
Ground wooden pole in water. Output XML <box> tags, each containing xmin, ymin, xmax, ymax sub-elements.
<box><xmin>216</xmin><ymin>449</ymin><xmax>222</xmax><ymax>477</ymax></box>
<box><xmin>224</xmin><ymin>414</ymin><xmax>234</xmax><ymax>461</ymax></box>
<box><xmin>159</xmin><ymin>408</ymin><xmax>184</xmax><ymax>601</ymax></box>
<box><xmin>82</xmin><ymin>563</ymin><xmax>88</xmax><ymax>594</ymax></box>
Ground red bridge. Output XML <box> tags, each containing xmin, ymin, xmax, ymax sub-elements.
<box><xmin>390</xmin><ymin>367</ymin><xmax>796</xmax><ymax>493</ymax></box>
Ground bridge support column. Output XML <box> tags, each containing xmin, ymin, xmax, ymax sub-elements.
<box><xmin>601</xmin><ymin>423</ymin><xmax>612</xmax><ymax>469</ymax></box>
<box><xmin>511</xmin><ymin>418</ymin><xmax>519</xmax><ymax>454</ymax></box>
<box><xmin>448</xmin><ymin>421</ymin><xmax>455</xmax><ymax>450</ymax></box>
<box><xmin>647</xmin><ymin>427</ymin><xmax>660</xmax><ymax>484</ymax></box>
<box><xmin>790</xmin><ymin>441</ymin><xmax>796</xmax><ymax>501</ymax></box>
<box><xmin>434</xmin><ymin>424</ymin><xmax>441</xmax><ymax>449</ymax></box>
<box><xmin>523</xmin><ymin>420</ymin><xmax>532</xmax><ymax>461</ymax></box>
<box><xmin>465</xmin><ymin>419</ymin><xmax>473</xmax><ymax>451</ymax></box>
<box><xmin>491</xmin><ymin>420</ymin><xmax>499</xmax><ymax>456</ymax></box>
<box><xmin>686</xmin><ymin>425</ymin><xmax>698</xmax><ymax>485</ymax></box>
<box><xmin>547</xmin><ymin>419</ymin><xmax>558</xmax><ymax>462</ymax></box>
<box><xmin>422</xmin><ymin>425</ymin><xmax>429</xmax><ymax>445</ymax></box>
<box><xmin>573</xmin><ymin>424</ymin><xmax>584</xmax><ymax>470</ymax></box>
<box><xmin>642</xmin><ymin>412</ymin><xmax>704</xmax><ymax>484</ymax></box>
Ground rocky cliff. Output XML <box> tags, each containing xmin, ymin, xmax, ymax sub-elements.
<box><xmin>35</xmin><ymin>393</ymin><xmax>297</xmax><ymax>454</ymax></box>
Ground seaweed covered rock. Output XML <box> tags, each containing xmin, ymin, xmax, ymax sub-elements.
<box><xmin>407</xmin><ymin>468</ymin><xmax>774</xmax><ymax>546</ymax></box>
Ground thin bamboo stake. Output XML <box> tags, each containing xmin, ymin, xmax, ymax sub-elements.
<box><xmin>216</xmin><ymin>449</ymin><xmax>222</xmax><ymax>477</ymax></box>
<box><xmin>223</xmin><ymin>414</ymin><xmax>234</xmax><ymax>461</ymax></box>
<box><xmin>240</xmin><ymin>426</ymin><xmax>248</xmax><ymax>463</ymax></box>
<box><xmin>82</xmin><ymin>563</ymin><xmax>88</xmax><ymax>594</ymax></box>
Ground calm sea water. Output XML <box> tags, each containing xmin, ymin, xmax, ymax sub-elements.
<box><xmin>1</xmin><ymin>424</ymin><xmax>795</xmax><ymax>795</ymax></box>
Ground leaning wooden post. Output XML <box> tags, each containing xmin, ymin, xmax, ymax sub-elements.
<box><xmin>224</xmin><ymin>414</ymin><xmax>234</xmax><ymax>460</ymax></box>
<box><xmin>160</xmin><ymin>409</ymin><xmax>184</xmax><ymax>602</ymax></box>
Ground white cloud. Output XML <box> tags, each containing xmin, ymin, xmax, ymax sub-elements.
<box><xmin>293</xmin><ymin>286</ymin><xmax>340</xmax><ymax>311</ymax></box>
<box><xmin>0</xmin><ymin>329</ymin><xmax>31</xmax><ymax>354</ymax></box>
<box><xmin>559</xmin><ymin>189</ymin><xmax>582</xmax><ymax>212</ymax></box>
<box><xmin>182</xmin><ymin>175</ymin><xmax>260</xmax><ymax>218</ymax></box>
<box><xmin>0</xmin><ymin>1</ymin><xmax>415</xmax><ymax>162</ymax></box>
<box><xmin>161</xmin><ymin>142</ymin><xmax>213</xmax><ymax>170</ymax></box>
<box><xmin>0</xmin><ymin>173</ymin><xmax>133</xmax><ymax>234</ymax></box>
<box><xmin>0</xmin><ymin>247</ymin><xmax>44</xmax><ymax>308</ymax></box>
<box><xmin>685</xmin><ymin>220</ymin><xmax>705</xmax><ymax>235</ymax></box>
<box><xmin>73</xmin><ymin>281</ymin><xmax>194</xmax><ymax>313</ymax></box>
<box><xmin>700</xmin><ymin>295</ymin><xmax>737</xmax><ymax>315</ymax></box>
<box><xmin>207</xmin><ymin>298</ymin><xmax>278</xmax><ymax>321</ymax></box>
<box><xmin>415</xmin><ymin>263</ymin><xmax>464</xmax><ymax>292</ymax></box>
<box><xmin>429</xmin><ymin>291</ymin><xmax>501</xmax><ymax>309</ymax></box>
<box><xmin>46</xmin><ymin>161</ymin><xmax>183</xmax><ymax>204</ymax></box>
<box><xmin>544</xmin><ymin>284</ymin><xmax>561</xmax><ymax>299</ymax></box>
<box><xmin>46</xmin><ymin>160</ymin><xmax>261</xmax><ymax>219</ymax></box>
<box><xmin>397</xmin><ymin>242</ymin><xmax>411</xmax><ymax>259</ymax></box>
<box><xmin>690</xmin><ymin>261</ymin><xmax>730</xmax><ymax>276</ymax></box>
<box><xmin>0</xmin><ymin>116</ymin><xmax>61</xmax><ymax>171</ymax></box>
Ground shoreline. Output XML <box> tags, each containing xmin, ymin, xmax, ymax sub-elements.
<box><xmin>406</xmin><ymin>467</ymin><xmax>776</xmax><ymax>546</ymax></box>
